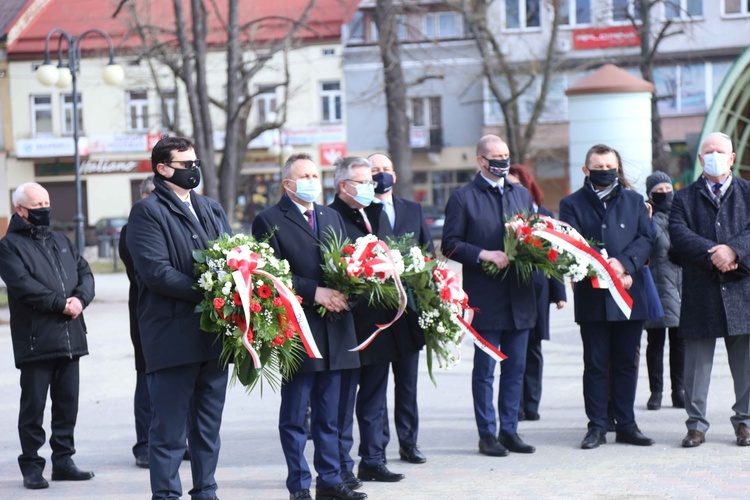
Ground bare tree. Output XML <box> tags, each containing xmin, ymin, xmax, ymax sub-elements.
<box><xmin>460</xmin><ymin>0</ymin><xmax>562</xmax><ymax>164</ymax></box>
<box><xmin>115</xmin><ymin>0</ymin><xmax>317</xmax><ymax>219</ymax></box>
<box><xmin>373</xmin><ymin>0</ymin><xmax>414</xmax><ymax>200</ymax></box>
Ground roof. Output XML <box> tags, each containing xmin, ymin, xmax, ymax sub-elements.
<box><xmin>0</xmin><ymin>0</ymin><xmax>29</xmax><ymax>38</ymax></box>
<box><xmin>566</xmin><ymin>63</ymin><xmax>654</xmax><ymax>95</ymax></box>
<box><xmin>7</xmin><ymin>0</ymin><xmax>360</xmax><ymax>59</ymax></box>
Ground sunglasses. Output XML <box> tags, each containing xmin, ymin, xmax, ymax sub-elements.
<box><xmin>165</xmin><ymin>159</ymin><xmax>202</xmax><ymax>169</ymax></box>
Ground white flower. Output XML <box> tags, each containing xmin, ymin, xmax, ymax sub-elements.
<box><xmin>198</xmin><ymin>272</ymin><xmax>214</xmax><ymax>291</ymax></box>
<box><xmin>222</xmin><ymin>281</ymin><xmax>233</xmax><ymax>296</ymax></box>
<box><xmin>213</xmin><ymin>243</ymin><xmax>221</xmax><ymax>251</ymax></box>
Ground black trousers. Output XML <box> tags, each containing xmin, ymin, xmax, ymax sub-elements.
<box><xmin>18</xmin><ymin>357</ymin><xmax>80</xmax><ymax>476</ymax></box>
<box><xmin>646</xmin><ymin>327</ymin><xmax>685</xmax><ymax>394</ymax></box>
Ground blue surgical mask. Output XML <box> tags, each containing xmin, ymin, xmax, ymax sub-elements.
<box><xmin>373</xmin><ymin>172</ymin><xmax>394</xmax><ymax>194</ymax></box>
<box><xmin>702</xmin><ymin>152</ymin><xmax>731</xmax><ymax>177</ymax></box>
<box><xmin>289</xmin><ymin>179</ymin><xmax>321</xmax><ymax>203</ymax></box>
<box><xmin>349</xmin><ymin>182</ymin><xmax>375</xmax><ymax>207</ymax></box>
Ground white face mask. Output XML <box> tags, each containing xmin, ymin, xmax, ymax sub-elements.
<box><xmin>702</xmin><ymin>152</ymin><xmax>731</xmax><ymax>177</ymax></box>
<box><xmin>288</xmin><ymin>179</ymin><xmax>322</xmax><ymax>203</ymax></box>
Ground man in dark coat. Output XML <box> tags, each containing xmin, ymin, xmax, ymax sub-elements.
<box><xmin>252</xmin><ymin>153</ymin><xmax>365</xmax><ymax>500</ymax></box>
<box><xmin>441</xmin><ymin>135</ymin><xmax>537</xmax><ymax>457</ymax></box>
<box><xmin>669</xmin><ymin>132</ymin><xmax>750</xmax><ymax>448</ymax></box>
<box><xmin>369</xmin><ymin>152</ymin><xmax>432</xmax><ymax>465</ymax></box>
<box><xmin>329</xmin><ymin>156</ymin><xmax>414</xmax><ymax>485</ymax></box>
<box><xmin>559</xmin><ymin>144</ymin><xmax>656</xmax><ymax>450</ymax></box>
<box><xmin>126</xmin><ymin>137</ymin><xmax>231</xmax><ymax>500</ymax></box>
<box><xmin>0</xmin><ymin>182</ymin><xmax>95</xmax><ymax>490</ymax></box>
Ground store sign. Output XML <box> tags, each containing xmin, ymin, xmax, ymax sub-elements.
<box><xmin>79</xmin><ymin>159</ymin><xmax>140</xmax><ymax>174</ymax></box>
<box><xmin>573</xmin><ymin>26</ymin><xmax>641</xmax><ymax>50</ymax></box>
<box><xmin>319</xmin><ymin>142</ymin><xmax>347</xmax><ymax>165</ymax></box>
<box><xmin>88</xmin><ymin>134</ymin><xmax>148</xmax><ymax>153</ymax></box>
<box><xmin>16</xmin><ymin>137</ymin><xmax>88</xmax><ymax>158</ymax></box>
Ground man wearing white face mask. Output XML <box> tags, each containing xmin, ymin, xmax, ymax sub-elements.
<box><xmin>669</xmin><ymin>132</ymin><xmax>750</xmax><ymax>449</ymax></box>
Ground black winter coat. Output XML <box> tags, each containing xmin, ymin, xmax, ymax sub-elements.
<box><xmin>0</xmin><ymin>214</ymin><xmax>95</xmax><ymax>368</ymax></box>
<box><xmin>644</xmin><ymin>209</ymin><xmax>681</xmax><ymax>329</ymax></box>
<box><xmin>125</xmin><ymin>177</ymin><xmax>232</xmax><ymax>373</ymax></box>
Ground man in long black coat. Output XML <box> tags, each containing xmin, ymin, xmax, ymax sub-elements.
<box><xmin>441</xmin><ymin>135</ymin><xmax>537</xmax><ymax>457</ymax></box>
<box><xmin>126</xmin><ymin>137</ymin><xmax>232</xmax><ymax>500</ymax></box>
<box><xmin>252</xmin><ymin>153</ymin><xmax>365</xmax><ymax>500</ymax></box>
<box><xmin>369</xmin><ymin>152</ymin><xmax>432</xmax><ymax>464</ymax></box>
<box><xmin>0</xmin><ymin>182</ymin><xmax>95</xmax><ymax>490</ymax></box>
<box><xmin>669</xmin><ymin>132</ymin><xmax>750</xmax><ymax>448</ymax></box>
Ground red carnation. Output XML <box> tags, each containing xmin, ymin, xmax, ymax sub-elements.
<box><xmin>364</xmin><ymin>265</ymin><xmax>374</xmax><ymax>277</ymax></box>
<box><xmin>533</xmin><ymin>238</ymin><xmax>543</xmax><ymax>248</ymax></box>
<box><xmin>213</xmin><ymin>297</ymin><xmax>225</xmax><ymax>311</ymax></box>
<box><xmin>250</xmin><ymin>302</ymin><xmax>262</xmax><ymax>313</ymax></box>
<box><xmin>523</xmin><ymin>235</ymin><xmax>534</xmax><ymax>245</ymax></box>
<box><xmin>342</xmin><ymin>245</ymin><xmax>356</xmax><ymax>255</ymax></box>
<box><xmin>233</xmin><ymin>291</ymin><xmax>242</xmax><ymax>306</ymax></box>
<box><xmin>257</xmin><ymin>284</ymin><xmax>272</xmax><ymax>299</ymax></box>
<box><xmin>424</xmin><ymin>256</ymin><xmax>432</xmax><ymax>262</ymax></box>
<box><xmin>273</xmin><ymin>297</ymin><xmax>283</xmax><ymax>307</ymax></box>
<box><xmin>547</xmin><ymin>249</ymin><xmax>559</xmax><ymax>262</ymax></box>
<box><xmin>440</xmin><ymin>287</ymin><xmax>452</xmax><ymax>301</ymax></box>
<box><xmin>246</xmin><ymin>330</ymin><xmax>254</xmax><ymax>343</ymax></box>
<box><xmin>285</xmin><ymin>330</ymin><xmax>295</xmax><ymax>339</ymax></box>
<box><xmin>274</xmin><ymin>335</ymin><xmax>285</xmax><ymax>346</ymax></box>
<box><xmin>520</xmin><ymin>226</ymin><xmax>532</xmax><ymax>236</ymax></box>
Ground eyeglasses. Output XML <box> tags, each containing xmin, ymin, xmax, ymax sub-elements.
<box><xmin>345</xmin><ymin>179</ymin><xmax>377</xmax><ymax>188</ymax></box>
<box><xmin>165</xmin><ymin>159</ymin><xmax>202</xmax><ymax>169</ymax></box>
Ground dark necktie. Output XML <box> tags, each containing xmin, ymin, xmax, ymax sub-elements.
<box><xmin>184</xmin><ymin>201</ymin><xmax>196</xmax><ymax>220</ymax></box>
<box><xmin>304</xmin><ymin>209</ymin><xmax>315</xmax><ymax>232</ymax></box>
<box><xmin>712</xmin><ymin>182</ymin><xmax>722</xmax><ymax>198</ymax></box>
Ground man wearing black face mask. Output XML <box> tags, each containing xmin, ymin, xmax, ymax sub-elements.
<box><xmin>0</xmin><ymin>182</ymin><xmax>96</xmax><ymax>490</ymax></box>
<box><xmin>369</xmin><ymin>153</ymin><xmax>433</xmax><ymax>465</ymax></box>
<box><xmin>442</xmin><ymin>135</ymin><xmax>538</xmax><ymax>457</ymax></box>
<box><xmin>126</xmin><ymin>136</ymin><xmax>232</xmax><ymax>500</ymax></box>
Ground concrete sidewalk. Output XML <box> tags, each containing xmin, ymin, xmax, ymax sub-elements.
<box><xmin>1</xmin><ymin>271</ymin><xmax>749</xmax><ymax>499</ymax></box>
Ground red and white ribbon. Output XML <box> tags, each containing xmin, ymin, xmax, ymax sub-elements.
<box><xmin>348</xmin><ymin>240</ymin><xmax>408</xmax><ymax>352</ymax></box>
<box><xmin>227</xmin><ymin>246</ymin><xmax>322</xmax><ymax>368</ymax></box>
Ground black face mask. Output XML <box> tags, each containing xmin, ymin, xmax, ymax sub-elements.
<box><xmin>163</xmin><ymin>164</ymin><xmax>201</xmax><ymax>190</ymax></box>
<box><xmin>372</xmin><ymin>172</ymin><xmax>394</xmax><ymax>194</ymax></box>
<box><xmin>588</xmin><ymin>169</ymin><xmax>618</xmax><ymax>188</ymax></box>
<box><xmin>651</xmin><ymin>191</ymin><xmax>674</xmax><ymax>212</ymax></box>
<box><xmin>482</xmin><ymin>157</ymin><xmax>509</xmax><ymax>177</ymax></box>
<box><xmin>21</xmin><ymin>206</ymin><xmax>52</xmax><ymax>226</ymax></box>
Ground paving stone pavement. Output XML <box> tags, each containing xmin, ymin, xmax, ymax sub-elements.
<box><xmin>1</xmin><ymin>271</ymin><xmax>749</xmax><ymax>499</ymax></box>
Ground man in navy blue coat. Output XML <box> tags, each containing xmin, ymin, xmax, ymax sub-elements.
<box><xmin>669</xmin><ymin>132</ymin><xmax>750</xmax><ymax>448</ymax></box>
<box><xmin>441</xmin><ymin>135</ymin><xmax>537</xmax><ymax>457</ymax></box>
<box><xmin>126</xmin><ymin>137</ymin><xmax>231</xmax><ymax>500</ymax></box>
<box><xmin>252</xmin><ymin>153</ymin><xmax>366</xmax><ymax>500</ymax></box>
<box><xmin>369</xmin><ymin>152</ymin><xmax>433</xmax><ymax>465</ymax></box>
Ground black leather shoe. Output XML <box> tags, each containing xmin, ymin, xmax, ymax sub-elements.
<box><xmin>23</xmin><ymin>473</ymin><xmax>49</xmax><ymax>490</ymax></box>
<box><xmin>647</xmin><ymin>391</ymin><xmax>662</xmax><ymax>410</ymax></box>
<box><xmin>581</xmin><ymin>429</ymin><xmax>606</xmax><ymax>449</ymax></box>
<box><xmin>672</xmin><ymin>390</ymin><xmax>685</xmax><ymax>408</ymax></box>
<box><xmin>399</xmin><ymin>445</ymin><xmax>426</xmax><ymax>464</ymax></box>
<box><xmin>499</xmin><ymin>433</ymin><xmax>536</xmax><ymax>454</ymax></box>
<box><xmin>316</xmin><ymin>482</ymin><xmax>367</xmax><ymax>499</ymax></box>
<box><xmin>135</xmin><ymin>454</ymin><xmax>149</xmax><ymax>469</ymax></box>
<box><xmin>615</xmin><ymin>427</ymin><xmax>654</xmax><ymax>446</ymax></box>
<box><xmin>736</xmin><ymin>423</ymin><xmax>750</xmax><ymax>446</ymax></box>
<box><xmin>478</xmin><ymin>435</ymin><xmax>509</xmax><ymax>457</ymax></box>
<box><xmin>682</xmin><ymin>429</ymin><xmax>705</xmax><ymax>447</ymax></box>
<box><xmin>340</xmin><ymin>471</ymin><xmax>362</xmax><ymax>490</ymax></box>
<box><xmin>357</xmin><ymin>464</ymin><xmax>404</xmax><ymax>482</ymax></box>
<box><xmin>291</xmin><ymin>490</ymin><xmax>312</xmax><ymax>500</ymax></box>
<box><xmin>524</xmin><ymin>410</ymin><xmax>540</xmax><ymax>421</ymax></box>
<box><xmin>51</xmin><ymin>462</ymin><xmax>95</xmax><ymax>481</ymax></box>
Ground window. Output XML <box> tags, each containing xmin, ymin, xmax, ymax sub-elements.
<box><xmin>654</xmin><ymin>63</ymin><xmax>707</xmax><ymax>115</ymax></box>
<box><xmin>320</xmin><ymin>81</ymin><xmax>342</xmax><ymax>123</ymax></box>
<box><xmin>256</xmin><ymin>85</ymin><xmax>277</xmax><ymax>124</ymax></box>
<box><xmin>613</xmin><ymin>0</ymin><xmax>642</xmax><ymax>21</ymax></box>
<box><xmin>424</xmin><ymin>12</ymin><xmax>463</xmax><ymax>38</ymax></box>
<box><xmin>61</xmin><ymin>93</ymin><xmax>83</xmax><ymax>135</ymax></box>
<box><xmin>559</xmin><ymin>0</ymin><xmax>591</xmax><ymax>25</ymax></box>
<box><xmin>724</xmin><ymin>0</ymin><xmax>750</xmax><ymax>15</ymax></box>
<box><xmin>127</xmin><ymin>90</ymin><xmax>149</xmax><ymax>132</ymax></box>
<box><xmin>322</xmin><ymin>48</ymin><xmax>335</xmax><ymax>57</ymax></box>
<box><xmin>160</xmin><ymin>89</ymin><xmax>177</xmax><ymax>130</ymax></box>
<box><xmin>409</xmin><ymin>96</ymin><xmax>442</xmax><ymax>149</ymax></box>
<box><xmin>506</xmin><ymin>0</ymin><xmax>541</xmax><ymax>29</ymax></box>
<box><xmin>31</xmin><ymin>95</ymin><xmax>53</xmax><ymax>136</ymax></box>
<box><xmin>666</xmin><ymin>0</ymin><xmax>702</xmax><ymax>19</ymax></box>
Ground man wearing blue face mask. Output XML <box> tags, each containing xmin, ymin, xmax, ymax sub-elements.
<box><xmin>669</xmin><ymin>132</ymin><xmax>750</xmax><ymax>449</ymax></box>
<box><xmin>330</xmin><ymin>156</ymin><xmax>416</xmax><ymax>487</ymax></box>
<box><xmin>369</xmin><ymin>153</ymin><xmax>433</xmax><ymax>465</ymax></box>
<box><xmin>442</xmin><ymin>135</ymin><xmax>537</xmax><ymax>457</ymax></box>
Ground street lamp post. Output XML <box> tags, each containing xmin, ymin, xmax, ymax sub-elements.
<box><xmin>36</xmin><ymin>28</ymin><xmax>124</xmax><ymax>251</ymax></box>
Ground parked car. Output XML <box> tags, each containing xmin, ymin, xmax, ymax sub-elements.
<box><xmin>85</xmin><ymin>217</ymin><xmax>128</xmax><ymax>246</ymax></box>
<box><xmin>422</xmin><ymin>206</ymin><xmax>445</xmax><ymax>241</ymax></box>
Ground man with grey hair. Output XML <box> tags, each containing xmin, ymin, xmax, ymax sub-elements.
<box><xmin>670</xmin><ymin>132</ymin><xmax>750</xmax><ymax>448</ymax></box>
<box><xmin>0</xmin><ymin>182</ymin><xmax>96</xmax><ymax>489</ymax></box>
<box><xmin>253</xmin><ymin>153</ymin><xmax>365</xmax><ymax>500</ymax></box>
<box><xmin>330</xmin><ymin>156</ymin><xmax>412</xmax><ymax>485</ymax></box>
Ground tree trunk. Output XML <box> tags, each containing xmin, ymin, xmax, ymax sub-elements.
<box><xmin>374</xmin><ymin>0</ymin><xmax>414</xmax><ymax>201</ymax></box>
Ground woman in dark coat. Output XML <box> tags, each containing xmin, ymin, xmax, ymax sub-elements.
<box><xmin>643</xmin><ymin>171</ymin><xmax>684</xmax><ymax>410</ymax></box>
<box><xmin>508</xmin><ymin>165</ymin><xmax>567</xmax><ymax>421</ymax></box>
<box><xmin>559</xmin><ymin>144</ymin><xmax>655</xmax><ymax>450</ymax></box>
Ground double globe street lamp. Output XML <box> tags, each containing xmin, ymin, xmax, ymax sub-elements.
<box><xmin>36</xmin><ymin>28</ymin><xmax>125</xmax><ymax>251</ymax></box>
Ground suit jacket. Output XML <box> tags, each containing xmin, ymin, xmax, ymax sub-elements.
<box><xmin>559</xmin><ymin>182</ymin><xmax>655</xmax><ymax>324</ymax></box>
<box><xmin>441</xmin><ymin>173</ymin><xmax>537</xmax><ymax>331</ymax></box>
<box><xmin>329</xmin><ymin>195</ymin><xmax>421</xmax><ymax>365</ymax></box>
<box><xmin>252</xmin><ymin>195</ymin><xmax>360</xmax><ymax>372</ymax></box>
<box><xmin>391</xmin><ymin>195</ymin><xmax>435</xmax><ymax>253</ymax></box>
<box><xmin>669</xmin><ymin>176</ymin><xmax>750</xmax><ymax>338</ymax></box>
<box><xmin>126</xmin><ymin>177</ymin><xmax>232</xmax><ymax>373</ymax></box>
